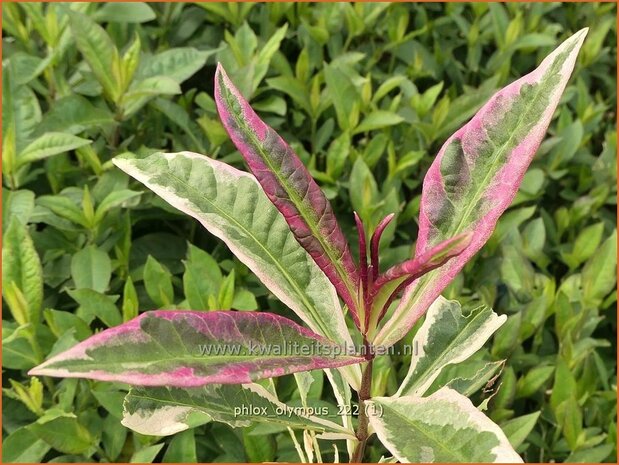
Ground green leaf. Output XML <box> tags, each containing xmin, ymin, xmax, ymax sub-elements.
<box><xmin>94</xmin><ymin>189</ymin><xmax>142</xmax><ymax>223</ymax></box>
<box><xmin>2</xmin><ymin>78</ymin><xmax>42</xmax><ymax>156</ymax></box>
<box><xmin>68</xmin><ymin>10</ymin><xmax>120</xmax><ymax>102</ymax></box>
<box><xmin>243</xmin><ymin>429</ymin><xmax>276</xmax><ymax>462</ymax></box>
<box><xmin>324</xmin><ymin>63</ymin><xmax>360</xmax><ymax>130</ymax></box>
<box><xmin>2</xmin><ymin>219</ymin><xmax>43</xmax><ymax>323</ymax></box>
<box><xmin>560</xmin><ymin>222</ymin><xmax>604</xmax><ymax>270</ymax></box>
<box><xmin>137</xmin><ymin>48</ymin><xmax>213</xmax><ymax>84</ymax></box>
<box><xmin>121</xmin><ymin>76</ymin><xmax>181</xmax><ymax>117</ymax></box>
<box><xmin>501</xmin><ymin>412</ymin><xmax>540</xmax><ymax>449</ymax></box>
<box><xmin>35</xmin><ymin>95</ymin><xmax>114</xmax><ymax>135</ymax></box>
<box><xmin>565</xmin><ymin>444</ymin><xmax>614</xmax><ymax>463</ymax></box>
<box><xmin>182</xmin><ymin>244</ymin><xmax>222</xmax><ymax>310</ymax></box>
<box><xmin>28</xmin><ymin>414</ymin><xmax>97</xmax><ymax>456</ymax></box>
<box><xmin>2</xmin><ymin>188</ymin><xmax>35</xmax><ymax>227</ymax></box>
<box><xmin>102</xmin><ymin>414</ymin><xmax>127</xmax><ymax>461</ymax></box>
<box><xmin>349</xmin><ymin>157</ymin><xmax>378</xmax><ymax>222</ymax></box>
<box><xmin>515</xmin><ymin>365</ymin><xmax>554</xmax><ymax>399</ymax></box>
<box><xmin>143</xmin><ymin>255</ymin><xmax>174</xmax><ymax>307</ymax></box>
<box><xmin>550</xmin><ymin>358</ymin><xmax>577</xmax><ymax>411</ymax></box>
<box><xmin>2</xmin><ymin>426</ymin><xmax>51</xmax><ymax>463</ymax></box>
<box><xmin>353</xmin><ymin>110</ymin><xmax>404</xmax><ymax>134</ymax></box>
<box><xmin>122</xmin><ymin>277</ymin><xmax>139</xmax><ymax>322</ymax></box>
<box><xmin>397</xmin><ymin>296</ymin><xmax>506</xmax><ymax>396</ymax></box>
<box><xmin>130</xmin><ymin>444</ymin><xmax>164</xmax><ymax>463</ymax></box>
<box><xmin>94</xmin><ymin>2</ymin><xmax>156</xmax><ymax>23</ymax></box>
<box><xmin>368</xmin><ymin>388</ymin><xmax>522</xmax><ymax>462</ymax></box>
<box><xmin>151</xmin><ymin>99</ymin><xmax>206</xmax><ymax>152</ymax></box>
<box><xmin>217</xmin><ymin>271</ymin><xmax>235</xmax><ymax>310</ymax></box>
<box><xmin>581</xmin><ymin>229</ymin><xmax>616</xmax><ymax>306</ymax></box>
<box><xmin>36</xmin><ymin>195</ymin><xmax>88</xmax><ymax>227</ymax></box>
<box><xmin>71</xmin><ymin>245</ymin><xmax>112</xmax><ymax>293</ymax></box>
<box><xmin>68</xmin><ymin>288</ymin><xmax>122</xmax><ymax>328</ymax></box>
<box><xmin>122</xmin><ymin>383</ymin><xmax>350</xmax><ymax>436</ymax></box>
<box><xmin>162</xmin><ymin>430</ymin><xmax>196</xmax><ymax>463</ymax></box>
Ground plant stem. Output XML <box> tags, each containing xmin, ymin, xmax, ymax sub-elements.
<box><xmin>351</xmin><ymin>355</ymin><xmax>373</xmax><ymax>463</ymax></box>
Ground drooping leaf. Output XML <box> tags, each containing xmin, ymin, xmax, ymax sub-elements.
<box><xmin>122</xmin><ymin>382</ymin><xmax>350</xmax><ymax>436</ymax></box>
<box><xmin>215</xmin><ymin>64</ymin><xmax>361</xmax><ymax>327</ymax></box>
<box><xmin>113</xmin><ymin>152</ymin><xmax>361</xmax><ymax>388</ymax></box>
<box><xmin>368</xmin><ymin>387</ymin><xmax>522</xmax><ymax>463</ymax></box>
<box><xmin>375</xmin><ymin>29</ymin><xmax>588</xmax><ymax>348</ymax></box>
<box><xmin>29</xmin><ymin>310</ymin><xmax>363</xmax><ymax>386</ymax></box>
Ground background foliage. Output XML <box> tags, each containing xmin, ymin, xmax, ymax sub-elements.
<box><xmin>2</xmin><ymin>2</ymin><xmax>616</xmax><ymax>463</ymax></box>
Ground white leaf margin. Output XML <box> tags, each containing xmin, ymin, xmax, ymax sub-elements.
<box><xmin>396</xmin><ymin>296</ymin><xmax>506</xmax><ymax>397</ymax></box>
<box><xmin>368</xmin><ymin>387</ymin><xmax>523</xmax><ymax>463</ymax></box>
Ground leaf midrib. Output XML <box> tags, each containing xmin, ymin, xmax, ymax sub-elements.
<box><xmin>142</xmin><ymin>159</ymin><xmax>336</xmax><ymax>341</ymax></box>
<box><xmin>403</xmin><ymin>307</ymin><xmax>491</xmax><ymax>395</ymax></box>
<box><xmin>379</xmin><ymin>402</ymin><xmax>488</xmax><ymax>462</ymax></box>
<box><xmin>379</xmin><ymin>50</ymin><xmax>566</xmax><ymax>345</ymax></box>
<box><xmin>446</xmin><ymin>53</ymin><xmax>561</xmax><ymax>240</ymax></box>
<box><xmin>127</xmin><ymin>390</ymin><xmax>332</xmax><ymax>431</ymax></box>
<box><xmin>222</xmin><ymin>86</ymin><xmax>359</xmax><ymax>311</ymax></box>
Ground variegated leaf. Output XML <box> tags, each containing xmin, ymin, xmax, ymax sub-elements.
<box><xmin>396</xmin><ymin>296</ymin><xmax>506</xmax><ymax>397</ymax></box>
<box><xmin>375</xmin><ymin>29</ymin><xmax>588</xmax><ymax>348</ymax></box>
<box><xmin>215</xmin><ymin>64</ymin><xmax>361</xmax><ymax>326</ymax></box>
<box><xmin>113</xmin><ymin>152</ymin><xmax>361</xmax><ymax>389</ymax></box>
<box><xmin>368</xmin><ymin>387</ymin><xmax>522</xmax><ymax>463</ymax></box>
<box><xmin>122</xmin><ymin>382</ymin><xmax>350</xmax><ymax>436</ymax></box>
<box><xmin>29</xmin><ymin>311</ymin><xmax>363</xmax><ymax>386</ymax></box>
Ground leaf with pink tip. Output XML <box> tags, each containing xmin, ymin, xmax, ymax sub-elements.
<box><xmin>375</xmin><ymin>29</ymin><xmax>588</xmax><ymax>348</ymax></box>
<box><xmin>215</xmin><ymin>64</ymin><xmax>361</xmax><ymax>325</ymax></box>
<box><xmin>29</xmin><ymin>311</ymin><xmax>364</xmax><ymax>387</ymax></box>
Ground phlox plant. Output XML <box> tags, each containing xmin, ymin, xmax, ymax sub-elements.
<box><xmin>30</xmin><ymin>29</ymin><xmax>588</xmax><ymax>463</ymax></box>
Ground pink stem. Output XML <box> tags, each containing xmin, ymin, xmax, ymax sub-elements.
<box><xmin>354</xmin><ymin>212</ymin><xmax>369</xmax><ymax>331</ymax></box>
<box><xmin>370</xmin><ymin>213</ymin><xmax>395</xmax><ymax>281</ymax></box>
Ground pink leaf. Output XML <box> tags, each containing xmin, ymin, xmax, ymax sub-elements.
<box><xmin>29</xmin><ymin>311</ymin><xmax>364</xmax><ymax>387</ymax></box>
<box><xmin>215</xmin><ymin>64</ymin><xmax>361</xmax><ymax>327</ymax></box>
<box><xmin>374</xmin><ymin>29</ymin><xmax>588</xmax><ymax>348</ymax></box>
